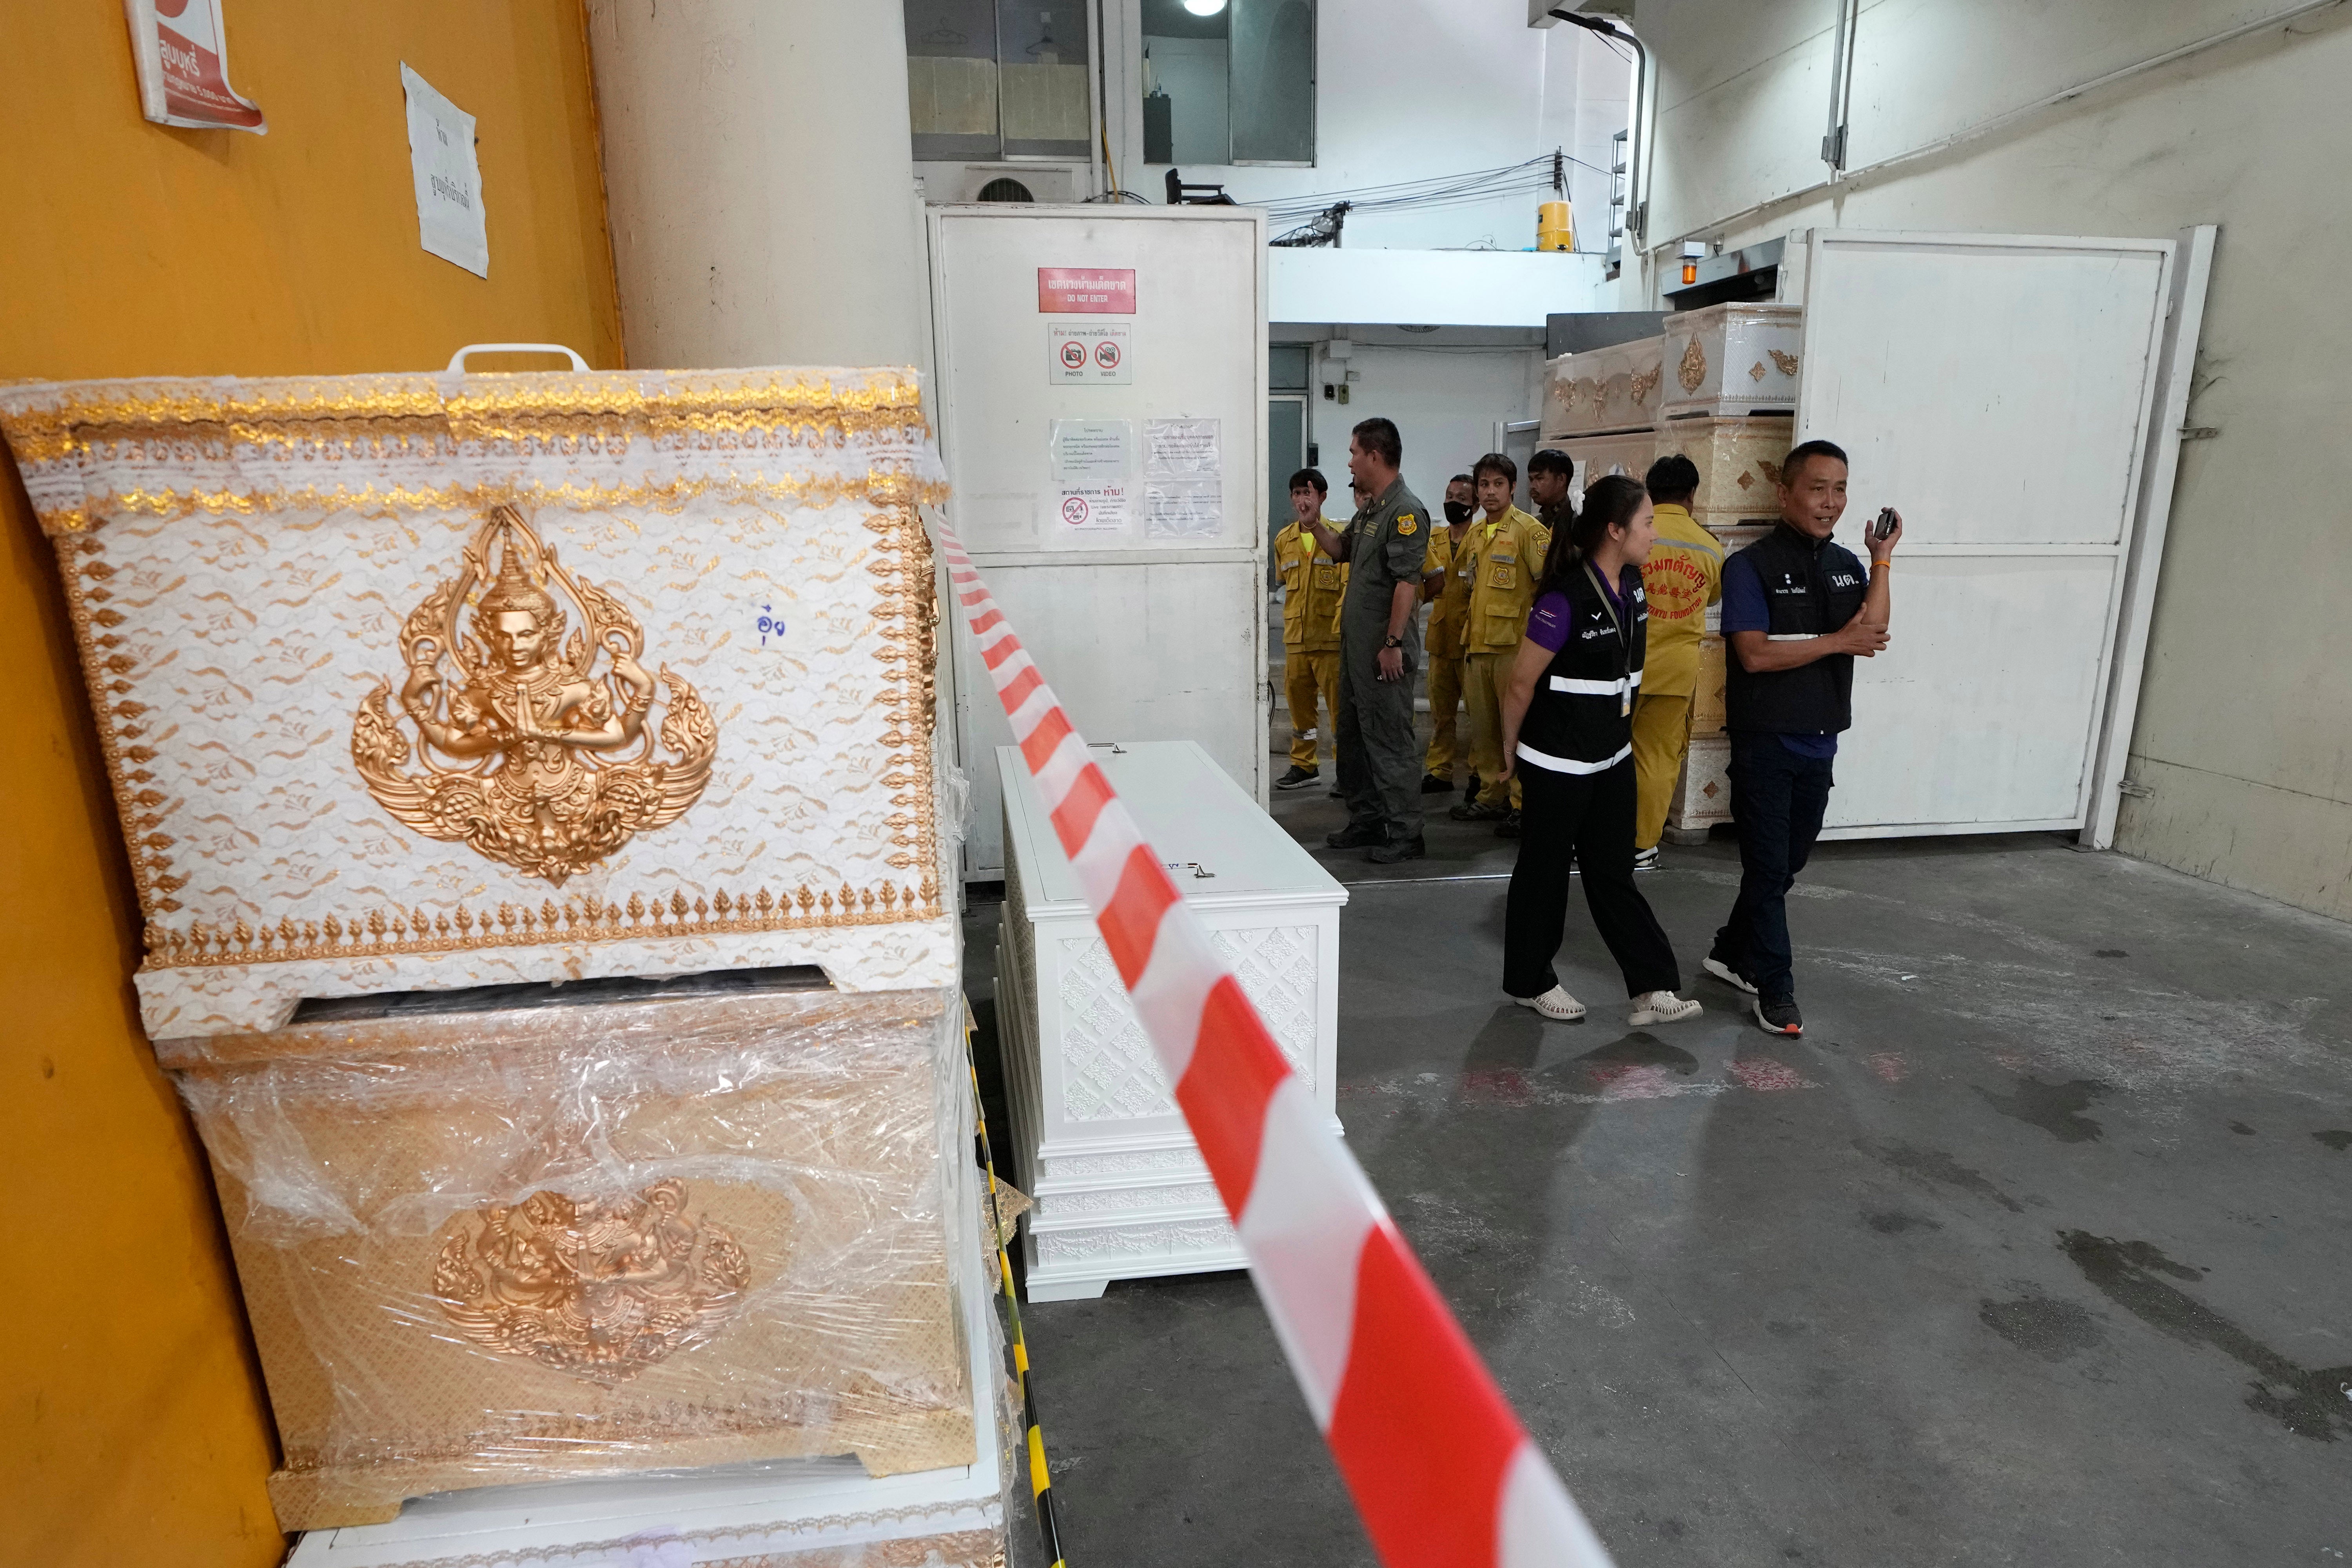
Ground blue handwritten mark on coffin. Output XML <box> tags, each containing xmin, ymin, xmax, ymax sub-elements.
<box><xmin>757</xmin><ymin>605</ymin><xmax>785</xmax><ymax>648</ymax></box>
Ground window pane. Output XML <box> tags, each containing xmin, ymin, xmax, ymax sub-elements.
<box><xmin>907</xmin><ymin>0</ymin><xmax>1001</xmax><ymax>161</ymax></box>
<box><xmin>1231</xmin><ymin>0</ymin><xmax>1313</xmax><ymax>165</ymax></box>
<box><xmin>997</xmin><ymin>1</ymin><xmax>1092</xmax><ymax>157</ymax></box>
<box><xmin>1142</xmin><ymin>0</ymin><xmax>1229</xmax><ymax>167</ymax></box>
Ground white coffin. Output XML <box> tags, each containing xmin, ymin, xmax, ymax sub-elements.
<box><xmin>0</xmin><ymin>368</ymin><xmax>956</xmax><ymax>1036</ymax></box>
<box><xmin>1659</xmin><ymin>303</ymin><xmax>1803</xmax><ymax>420</ymax></box>
<box><xmin>995</xmin><ymin>741</ymin><xmax>1345</xmax><ymax>1302</ymax></box>
<box><xmin>1539</xmin><ymin>334</ymin><xmax>1666</xmax><ymax>438</ymax></box>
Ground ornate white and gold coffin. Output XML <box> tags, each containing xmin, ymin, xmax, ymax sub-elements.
<box><xmin>1539</xmin><ymin>335</ymin><xmax>1666</xmax><ymax>439</ymax></box>
<box><xmin>1650</xmin><ymin>415</ymin><xmax>1797</xmax><ymax>533</ymax></box>
<box><xmin>1657</xmin><ymin>302</ymin><xmax>1802</xmax><ymax>420</ymax></box>
<box><xmin>162</xmin><ymin>977</ymin><xmax>981</xmax><ymax>1531</ymax></box>
<box><xmin>0</xmin><ymin>368</ymin><xmax>953</xmax><ymax>1037</ymax></box>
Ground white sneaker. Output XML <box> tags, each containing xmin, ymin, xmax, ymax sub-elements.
<box><xmin>1629</xmin><ymin>991</ymin><xmax>1703</xmax><ymax>1025</ymax></box>
<box><xmin>1702</xmin><ymin>955</ymin><xmax>1759</xmax><ymax>996</ymax></box>
<box><xmin>1514</xmin><ymin>985</ymin><xmax>1586</xmax><ymax>1022</ymax></box>
<box><xmin>1633</xmin><ymin>846</ymin><xmax>1660</xmax><ymax>872</ymax></box>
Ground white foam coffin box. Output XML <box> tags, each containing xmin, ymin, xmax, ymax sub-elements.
<box><xmin>0</xmin><ymin>368</ymin><xmax>955</xmax><ymax>1036</ymax></box>
<box><xmin>1659</xmin><ymin>302</ymin><xmax>1803</xmax><ymax>419</ymax></box>
<box><xmin>996</xmin><ymin>741</ymin><xmax>1345</xmax><ymax>1301</ymax></box>
<box><xmin>1540</xmin><ymin>335</ymin><xmax>1666</xmax><ymax>438</ymax></box>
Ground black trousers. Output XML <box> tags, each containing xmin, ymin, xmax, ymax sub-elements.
<box><xmin>1503</xmin><ymin>756</ymin><xmax>1681</xmax><ymax>999</ymax></box>
<box><xmin>1712</xmin><ymin>730</ymin><xmax>1835</xmax><ymax>1002</ymax></box>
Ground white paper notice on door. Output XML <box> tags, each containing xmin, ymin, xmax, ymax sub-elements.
<box><xmin>402</xmin><ymin>64</ymin><xmax>489</xmax><ymax>278</ymax></box>
<box><xmin>1143</xmin><ymin>481</ymin><xmax>1221</xmax><ymax>540</ymax></box>
<box><xmin>1051</xmin><ymin>418</ymin><xmax>1131</xmax><ymax>481</ymax></box>
<box><xmin>1144</xmin><ymin>417</ymin><xmax>1220</xmax><ymax>478</ymax></box>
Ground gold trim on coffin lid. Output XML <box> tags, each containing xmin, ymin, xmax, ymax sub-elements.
<box><xmin>352</xmin><ymin>503</ymin><xmax>718</xmax><ymax>884</ymax></box>
<box><xmin>34</xmin><ymin>471</ymin><xmax>951</xmax><ymax>538</ymax></box>
<box><xmin>0</xmin><ymin>369</ymin><xmax>931</xmax><ymax>471</ymax></box>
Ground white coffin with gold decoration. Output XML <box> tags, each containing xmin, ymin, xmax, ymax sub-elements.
<box><xmin>1659</xmin><ymin>302</ymin><xmax>1803</xmax><ymax>420</ymax></box>
<box><xmin>0</xmin><ymin>368</ymin><xmax>953</xmax><ymax>1036</ymax></box>
<box><xmin>1539</xmin><ymin>335</ymin><xmax>1666</xmax><ymax>438</ymax></box>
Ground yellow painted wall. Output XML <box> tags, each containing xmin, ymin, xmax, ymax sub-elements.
<box><xmin>0</xmin><ymin>5</ymin><xmax>619</xmax><ymax>1564</ymax></box>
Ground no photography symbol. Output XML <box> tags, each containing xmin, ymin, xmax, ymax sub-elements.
<box><xmin>1060</xmin><ymin>341</ymin><xmax>1087</xmax><ymax>369</ymax></box>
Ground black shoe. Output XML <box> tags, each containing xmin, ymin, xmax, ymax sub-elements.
<box><xmin>1754</xmin><ymin>995</ymin><xmax>1804</xmax><ymax>1036</ymax></box>
<box><xmin>1494</xmin><ymin>810</ymin><xmax>1523</xmax><ymax>840</ymax></box>
<box><xmin>1702</xmin><ymin>953</ymin><xmax>1759</xmax><ymax>996</ymax></box>
<box><xmin>1419</xmin><ymin>773</ymin><xmax>1453</xmax><ymax>794</ymax></box>
<box><xmin>1449</xmin><ymin>799</ymin><xmax>1507</xmax><ymax>822</ymax></box>
<box><xmin>1327</xmin><ymin>785</ymin><xmax>1344</xmax><ymax>800</ymax></box>
<box><xmin>1366</xmin><ymin>833</ymin><xmax>1426</xmax><ymax>865</ymax></box>
<box><xmin>1325</xmin><ymin>822</ymin><xmax>1385</xmax><ymax>849</ymax></box>
<box><xmin>1274</xmin><ymin>765</ymin><xmax>1321</xmax><ymax>791</ymax></box>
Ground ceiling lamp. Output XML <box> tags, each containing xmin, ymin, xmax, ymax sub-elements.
<box><xmin>1183</xmin><ymin>0</ymin><xmax>1229</xmax><ymax>14</ymax></box>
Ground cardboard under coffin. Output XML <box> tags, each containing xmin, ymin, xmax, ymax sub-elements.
<box><xmin>158</xmin><ymin>973</ymin><xmax>976</xmax><ymax>1530</ymax></box>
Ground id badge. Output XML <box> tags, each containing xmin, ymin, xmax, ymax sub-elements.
<box><xmin>1621</xmin><ymin>691</ymin><xmax>1632</xmax><ymax>719</ymax></box>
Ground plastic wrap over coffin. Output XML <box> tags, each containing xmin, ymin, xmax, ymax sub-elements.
<box><xmin>0</xmin><ymin>366</ymin><xmax>955</xmax><ymax>1036</ymax></box>
<box><xmin>158</xmin><ymin>976</ymin><xmax>978</xmax><ymax>1530</ymax></box>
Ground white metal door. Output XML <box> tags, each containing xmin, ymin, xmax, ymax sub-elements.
<box><xmin>929</xmin><ymin>205</ymin><xmax>1269</xmax><ymax>880</ymax></box>
<box><xmin>1794</xmin><ymin>230</ymin><xmax>2176</xmax><ymax>837</ymax></box>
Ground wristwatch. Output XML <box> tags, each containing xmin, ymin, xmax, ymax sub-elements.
<box><xmin>1382</xmin><ymin>635</ymin><xmax>1404</xmax><ymax>649</ymax></box>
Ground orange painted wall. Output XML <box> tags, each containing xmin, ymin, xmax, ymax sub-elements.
<box><xmin>0</xmin><ymin>5</ymin><xmax>619</xmax><ymax>1564</ymax></box>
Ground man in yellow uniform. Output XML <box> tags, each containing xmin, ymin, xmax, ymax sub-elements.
<box><xmin>1446</xmin><ymin>452</ymin><xmax>1551</xmax><ymax>837</ymax></box>
<box><xmin>1272</xmin><ymin>467</ymin><xmax>1349</xmax><ymax>791</ymax></box>
<box><xmin>1632</xmin><ymin>454</ymin><xmax>1724</xmax><ymax>867</ymax></box>
<box><xmin>1420</xmin><ymin>473</ymin><xmax>1477</xmax><ymax>794</ymax></box>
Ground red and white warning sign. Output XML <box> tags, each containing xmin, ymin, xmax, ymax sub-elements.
<box><xmin>1037</xmin><ymin>266</ymin><xmax>1136</xmax><ymax>313</ymax></box>
<box><xmin>124</xmin><ymin>0</ymin><xmax>267</xmax><ymax>132</ymax></box>
<box><xmin>1048</xmin><ymin>323</ymin><xmax>1132</xmax><ymax>385</ymax></box>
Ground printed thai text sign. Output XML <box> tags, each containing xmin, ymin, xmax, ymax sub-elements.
<box><xmin>1038</xmin><ymin>267</ymin><xmax>1137</xmax><ymax>314</ymax></box>
<box><xmin>126</xmin><ymin>0</ymin><xmax>266</xmax><ymax>131</ymax></box>
<box><xmin>1049</xmin><ymin>323</ymin><xmax>1132</xmax><ymax>385</ymax></box>
<box><xmin>402</xmin><ymin>64</ymin><xmax>489</xmax><ymax>278</ymax></box>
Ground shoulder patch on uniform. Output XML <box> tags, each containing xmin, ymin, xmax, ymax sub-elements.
<box><xmin>1396</xmin><ymin>515</ymin><xmax>1417</xmax><ymax>535</ymax></box>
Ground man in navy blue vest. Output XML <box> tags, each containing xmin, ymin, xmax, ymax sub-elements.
<box><xmin>1702</xmin><ymin>439</ymin><xmax>1901</xmax><ymax>1036</ymax></box>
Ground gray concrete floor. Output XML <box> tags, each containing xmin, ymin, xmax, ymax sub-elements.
<box><xmin>964</xmin><ymin>718</ymin><xmax>2352</xmax><ymax>1567</ymax></box>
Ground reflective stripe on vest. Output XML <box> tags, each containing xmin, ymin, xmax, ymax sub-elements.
<box><xmin>1548</xmin><ymin>669</ymin><xmax>1645</xmax><ymax>696</ymax></box>
<box><xmin>1516</xmin><ymin>740</ymin><xmax>1632</xmax><ymax>776</ymax></box>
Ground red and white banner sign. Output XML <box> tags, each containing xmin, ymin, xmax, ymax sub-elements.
<box><xmin>1037</xmin><ymin>267</ymin><xmax>1137</xmax><ymax>314</ymax></box>
<box><xmin>124</xmin><ymin>0</ymin><xmax>267</xmax><ymax>133</ymax></box>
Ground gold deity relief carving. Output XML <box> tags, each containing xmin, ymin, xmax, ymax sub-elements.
<box><xmin>431</xmin><ymin>1180</ymin><xmax>753</xmax><ymax>1381</ymax></box>
<box><xmin>352</xmin><ymin>504</ymin><xmax>718</xmax><ymax>883</ymax></box>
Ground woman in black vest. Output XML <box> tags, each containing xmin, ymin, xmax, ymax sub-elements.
<box><xmin>1493</xmin><ymin>474</ymin><xmax>1700</xmax><ymax>1025</ymax></box>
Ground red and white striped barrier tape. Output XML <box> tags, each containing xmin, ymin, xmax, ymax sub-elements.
<box><xmin>938</xmin><ymin>524</ymin><xmax>1613</xmax><ymax>1568</ymax></box>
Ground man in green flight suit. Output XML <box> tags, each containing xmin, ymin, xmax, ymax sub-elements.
<box><xmin>1307</xmin><ymin>416</ymin><xmax>1429</xmax><ymax>863</ymax></box>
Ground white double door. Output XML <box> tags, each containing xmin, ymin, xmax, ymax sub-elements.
<box><xmin>1789</xmin><ymin>227</ymin><xmax>2207</xmax><ymax>840</ymax></box>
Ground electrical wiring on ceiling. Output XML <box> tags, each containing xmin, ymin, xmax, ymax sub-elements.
<box><xmin>1253</xmin><ymin>150</ymin><xmax>1612</xmax><ymax>224</ymax></box>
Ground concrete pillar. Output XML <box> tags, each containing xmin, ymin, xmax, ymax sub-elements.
<box><xmin>585</xmin><ymin>2</ymin><xmax>925</xmax><ymax>368</ymax></box>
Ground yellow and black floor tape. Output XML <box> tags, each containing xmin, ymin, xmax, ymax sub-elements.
<box><xmin>966</xmin><ymin>1005</ymin><xmax>1067</xmax><ymax>1568</ymax></box>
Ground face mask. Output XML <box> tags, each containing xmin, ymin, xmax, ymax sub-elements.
<box><xmin>1443</xmin><ymin>501</ymin><xmax>1472</xmax><ymax>524</ymax></box>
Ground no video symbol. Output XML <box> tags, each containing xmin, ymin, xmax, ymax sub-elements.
<box><xmin>1093</xmin><ymin>339</ymin><xmax>1122</xmax><ymax>369</ymax></box>
<box><xmin>1060</xmin><ymin>341</ymin><xmax>1087</xmax><ymax>369</ymax></box>
<box><xmin>1061</xmin><ymin>494</ymin><xmax>1091</xmax><ymax>525</ymax></box>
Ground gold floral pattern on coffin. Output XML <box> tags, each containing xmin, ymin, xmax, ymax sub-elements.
<box><xmin>1678</xmin><ymin>336</ymin><xmax>1709</xmax><ymax>393</ymax></box>
<box><xmin>432</xmin><ymin>1181</ymin><xmax>753</xmax><ymax>1383</ymax></box>
<box><xmin>0</xmin><ymin>369</ymin><xmax>950</xmax><ymax>1005</ymax></box>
